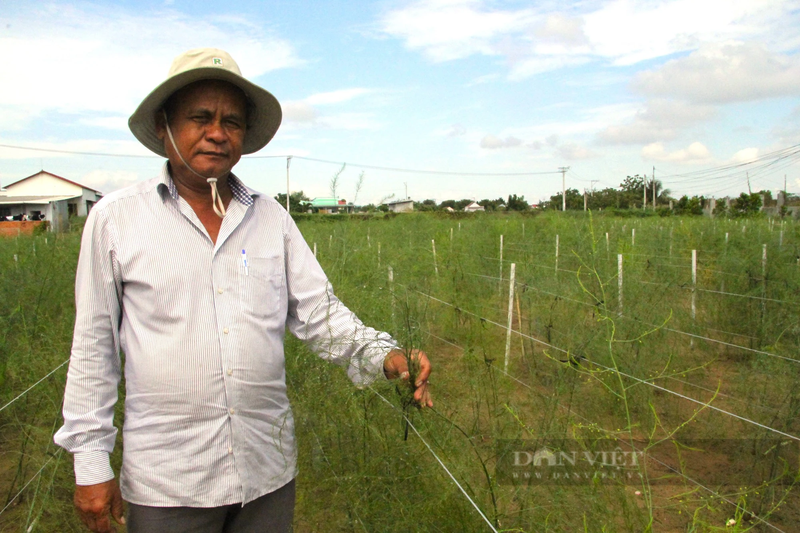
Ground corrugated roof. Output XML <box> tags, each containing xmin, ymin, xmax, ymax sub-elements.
<box><xmin>5</xmin><ymin>170</ymin><xmax>103</xmax><ymax>194</ymax></box>
<box><xmin>0</xmin><ymin>194</ymin><xmax>80</xmax><ymax>205</ymax></box>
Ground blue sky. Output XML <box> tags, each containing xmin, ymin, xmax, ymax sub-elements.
<box><xmin>1</xmin><ymin>0</ymin><xmax>799</xmax><ymax>205</ymax></box>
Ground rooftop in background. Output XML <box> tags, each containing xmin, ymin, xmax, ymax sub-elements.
<box><xmin>6</xmin><ymin>170</ymin><xmax>102</xmax><ymax>195</ymax></box>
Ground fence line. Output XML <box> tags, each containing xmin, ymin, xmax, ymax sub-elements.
<box><xmin>465</xmin><ymin>271</ymin><xmax>799</xmax><ymax>364</ymax></box>
<box><xmin>400</xmin><ymin>284</ymin><xmax>800</xmax><ymax>443</ymax></box>
<box><xmin>0</xmin><ymin>359</ymin><xmax>69</xmax><ymax>414</ymax></box>
<box><xmin>0</xmin><ymin>450</ymin><xmax>63</xmax><ymax>518</ymax></box>
<box><xmin>370</xmin><ymin>388</ymin><xmax>499</xmax><ymax>533</ymax></box>
<box><xmin>432</xmin><ymin>280</ymin><xmax>785</xmax><ymax>414</ymax></box>
<box><xmin>422</xmin><ymin>330</ymin><xmax>785</xmax><ymax>533</ymax></box>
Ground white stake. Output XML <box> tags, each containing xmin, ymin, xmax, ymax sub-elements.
<box><xmin>779</xmin><ymin>229</ymin><xmax>783</xmax><ymax>248</ymax></box>
<box><xmin>388</xmin><ymin>266</ymin><xmax>395</xmax><ymax>324</ymax></box>
<box><xmin>450</xmin><ymin>227</ymin><xmax>453</xmax><ymax>242</ymax></box>
<box><xmin>631</xmin><ymin>228</ymin><xmax>635</xmax><ymax>246</ymax></box>
<box><xmin>691</xmin><ymin>250</ymin><xmax>697</xmax><ymax>321</ymax></box>
<box><xmin>329</xmin><ymin>234</ymin><xmax>332</xmax><ymax>248</ymax></box>
<box><xmin>367</xmin><ymin>228</ymin><xmax>371</xmax><ymax>248</ymax></box>
<box><xmin>605</xmin><ymin>232</ymin><xmax>609</xmax><ymax>252</ymax></box>
<box><xmin>313</xmin><ymin>243</ymin><xmax>317</xmax><ymax>257</ymax></box>
<box><xmin>617</xmin><ymin>254</ymin><xmax>623</xmax><ymax>311</ymax></box>
<box><xmin>458</xmin><ymin>222</ymin><xmax>461</xmax><ymax>231</ymax></box>
<box><xmin>499</xmin><ymin>234</ymin><xmax>504</xmax><ymax>282</ymax></box>
<box><xmin>432</xmin><ymin>239</ymin><xmax>439</xmax><ymax>277</ymax></box>
<box><xmin>504</xmin><ymin>263</ymin><xmax>517</xmax><ymax>372</ymax></box>
<box><xmin>725</xmin><ymin>232</ymin><xmax>729</xmax><ymax>244</ymax></box>
<box><xmin>555</xmin><ymin>234</ymin><xmax>559</xmax><ymax>274</ymax></box>
<box><xmin>762</xmin><ymin>244</ymin><xmax>768</xmax><ymax>321</ymax></box>
<box><xmin>522</xmin><ymin>223</ymin><xmax>525</xmax><ymax>239</ymax></box>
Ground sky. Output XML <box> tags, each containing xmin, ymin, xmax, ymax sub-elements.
<box><xmin>1</xmin><ymin>0</ymin><xmax>799</xmax><ymax>205</ymax></box>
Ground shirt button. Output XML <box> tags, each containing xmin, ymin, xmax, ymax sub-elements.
<box><xmin>228</xmin><ymin>446</ymin><xmax>233</xmax><ymax>454</ymax></box>
<box><xmin>223</xmin><ymin>328</ymin><xmax>229</xmax><ymax>334</ymax></box>
<box><xmin>218</xmin><ymin>288</ymin><xmax>223</xmax><ymax>294</ymax></box>
<box><xmin>227</xmin><ymin>368</ymin><xmax>233</xmax><ymax>376</ymax></box>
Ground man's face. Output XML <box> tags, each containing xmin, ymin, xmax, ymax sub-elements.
<box><xmin>156</xmin><ymin>80</ymin><xmax>248</xmax><ymax>180</ymax></box>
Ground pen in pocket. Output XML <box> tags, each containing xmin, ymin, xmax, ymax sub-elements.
<box><xmin>241</xmin><ymin>249</ymin><xmax>249</xmax><ymax>276</ymax></box>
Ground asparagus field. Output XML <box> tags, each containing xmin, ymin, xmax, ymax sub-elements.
<box><xmin>1</xmin><ymin>211</ymin><xmax>799</xmax><ymax>532</ymax></box>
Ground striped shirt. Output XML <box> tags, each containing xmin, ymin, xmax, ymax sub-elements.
<box><xmin>54</xmin><ymin>164</ymin><xmax>396</xmax><ymax>507</ymax></box>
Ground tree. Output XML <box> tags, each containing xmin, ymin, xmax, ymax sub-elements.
<box><xmin>506</xmin><ymin>194</ymin><xmax>529</xmax><ymax>211</ymax></box>
<box><xmin>414</xmin><ymin>199</ymin><xmax>437</xmax><ymax>211</ymax></box>
<box><xmin>731</xmin><ymin>193</ymin><xmax>762</xmax><ymax>217</ymax></box>
<box><xmin>274</xmin><ymin>191</ymin><xmax>311</xmax><ymax>212</ymax></box>
<box><xmin>547</xmin><ymin>188</ymin><xmax>582</xmax><ymax>210</ymax></box>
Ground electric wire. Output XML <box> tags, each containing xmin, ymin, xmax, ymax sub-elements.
<box><xmin>370</xmin><ymin>388</ymin><xmax>499</xmax><ymax>533</ymax></box>
<box><xmin>422</xmin><ymin>330</ymin><xmax>785</xmax><ymax>532</ymax></box>
<box><xmin>0</xmin><ymin>359</ymin><xmax>69</xmax><ymax>414</ymax></box>
<box><xmin>399</xmin><ymin>284</ymin><xmax>800</xmax><ymax>442</ymax></box>
<box><xmin>0</xmin><ymin>450</ymin><xmax>63</xmax><ymax>518</ymax></box>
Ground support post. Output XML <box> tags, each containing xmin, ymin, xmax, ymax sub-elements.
<box><xmin>313</xmin><ymin>243</ymin><xmax>317</xmax><ymax>258</ymax></box>
<box><xmin>691</xmin><ymin>250</ymin><xmax>697</xmax><ymax>321</ymax></box>
<box><xmin>432</xmin><ymin>239</ymin><xmax>439</xmax><ymax>278</ymax></box>
<box><xmin>504</xmin><ymin>263</ymin><xmax>516</xmax><ymax>372</ymax></box>
<box><xmin>285</xmin><ymin>156</ymin><xmax>292</xmax><ymax>212</ymax></box>
<box><xmin>555</xmin><ymin>234</ymin><xmax>559</xmax><ymax>275</ymax></box>
<box><xmin>617</xmin><ymin>254</ymin><xmax>623</xmax><ymax>311</ymax></box>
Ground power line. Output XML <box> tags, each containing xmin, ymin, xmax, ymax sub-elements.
<box><xmin>423</xmin><ymin>330</ymin><xmax>784</xmax><ymax>532</ymax></box>
<box><xmin>0</xmin><ymin>142</ymin><xmax>563</xmax><ymax>177</ymax></box>
<box><xmin>0</xmin><ymin>359</ymin><xmax>69</xmax><ymax>414</ymax></box>
<box><xmin>370</xmin><ymin>387</ymin><xmax>499</xmax><ymax>532</ymax></box>
<box><xmin>401</xmin><ymin>284</ymin><xmax>800</xmax><ymax>442</ymax></box>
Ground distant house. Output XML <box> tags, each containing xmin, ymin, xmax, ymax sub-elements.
<box><xmin>464</xmin><ymin>201</ymin><xmax>485</xmax><ymax>212</ymax></box>
<box><xmin>444</xmin><ymin>206</ymin><xmax>455</xmax><ymax>213</ymax></box>
<box><xmin>386</xmin><ymin>199</ymin><xmax>414</xmax><ymax>213</ymax></box>
<box><xmin>309</xmin><ymin>197</ymin><xmax>354</xmax><ymax>214</ymax></box>
<box><xmin>0</xmin><ymin>171</ymin><xmax>103</xmax><ymax>232</ymax></box>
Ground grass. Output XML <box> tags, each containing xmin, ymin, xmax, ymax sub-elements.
<box><xmin>1</xmin><ymin>211</ymin><xmax>799</xmax><ymax>532</ymax></box>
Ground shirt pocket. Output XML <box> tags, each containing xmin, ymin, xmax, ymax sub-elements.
<box><xmin>239</xmin><ymin>256</ymin><xmax>284</xmax><ymax>320</ymax></box>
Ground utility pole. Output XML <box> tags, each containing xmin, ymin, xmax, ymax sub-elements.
<box><xmin>652</xmin><ymin>166</ymin><xmax>656</xmax><ymax>209</ymax></box>
<box><xmin>642</xmin><ymin>174</ymin><xmax>646</xmax><ymax>210</ymax></box>
<box><xmin>747</xmin><ymin>172</ymin><xmax>752</xmax><ymax>194</ymax></box>
<box><xmin>286</xmin><ymin>156</ymin><xmax>292</xmax><ymax>212</ymax></box>
<box><xmin>559</xmin><ymin>167</ymin><xmax>569</xmax><ymax>211</ymax></box>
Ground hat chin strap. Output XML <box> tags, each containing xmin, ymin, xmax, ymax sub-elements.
<box><xmin>163</xmin><ymin>110</ymin><xmax>227</xmax><ymax>218</ymax></box>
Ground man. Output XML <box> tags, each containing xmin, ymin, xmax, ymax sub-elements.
<box><xmin>55</xmin><ymin>48</ymin><xmax>432</xmax><ymax>533</ymax></box>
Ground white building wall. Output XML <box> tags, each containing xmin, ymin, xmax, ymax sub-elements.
<box><xmin>6</xmin><ymin>173</ymin><xmax>83</xmax><ymax>197</ymax></box>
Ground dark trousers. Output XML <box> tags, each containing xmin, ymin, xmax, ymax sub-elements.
<box><xmin>126</xmin><ymin>479</ymin><xmax>295</xmax><ymax>533</ymax></box>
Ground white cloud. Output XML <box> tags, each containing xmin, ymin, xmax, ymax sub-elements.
<box><xmin>281</xmin><ymin>102</ymin><xmax>319</xmax><ymax>125</ymax></box>
<box><xmin>80</xmin><ymin>170</ymin><xmax>143</xmax><ymax>194</ymax></box>
<box><xmin>305</xmin><ymin>88</ymin><xmax>372</xmax><ymax>106</ymax></box>
<box><xmin>633</xmin><ymin>41</ymin><xmax>800</xmax><ymax>103</ymax></box>
<box><xmin>0</xmin><ymin>4</ymin><xmax>301</xmax><ymax>126</ymax></box>
<box><xmin>480</xmin><ymin>134</ymin><xmax>522</xmax><ymax>149</ymax></box>
<box><xmin>447</xmin><ymin>124</ymin><xmax>467</xmax><ymax>137</ymax></box>
<box><xmin>379</xmin><ymin>0</ymin><xmax>533</xmax><ymax>62</ymax></box>
<box><xmin>78</xmin><ymin>116</ymin><xmax>130</xmax><ymax>131</ymax></box>
<box><xmin>642</xmin><ymin>141</ymin><xmax>712</xmax><ymax>163</ymax></box>
<box><xmin>731</xmin><ymin>147</ymin><xmax>760</xmax><ymax>163</ymax></box>
<box><xmin>0</xmin><ymin>139</ymin><xmax>152</xmax><ymax>160</ymax></box>
<box><xmin>557</xmin><ymin>143</ymin><xmax>597</xmax><ymax>160</ymax></box>
<box><xmin>535</xmin><ymin>14</ymin><xmax>588</xmax><ymax>46</ymax></box>
<box><xmin>378</xmin><ymin>0</ymin><xmax>798</xmax><ymax>78</ymax></box>
<box><xmin>596</xmin><ymin>99</ymin><xmax>715</xmax><ymax>145</ymax></box>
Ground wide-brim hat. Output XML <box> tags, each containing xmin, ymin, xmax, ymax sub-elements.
<box><xmin>129</xmin><ymin>48</ymin><xmax>282</xmax><ymax>157</ymax></box>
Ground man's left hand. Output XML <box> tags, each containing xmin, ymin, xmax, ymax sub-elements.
<box><xmin>384</xmin><ymin>349</ymin><xmax>433</xmax><ymax>408</ymax></box>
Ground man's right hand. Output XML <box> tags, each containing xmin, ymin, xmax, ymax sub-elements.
<box><xmin>74</xmin><ymin>479</ymin><xmax>125</xmax><ymax>532</ymax></box>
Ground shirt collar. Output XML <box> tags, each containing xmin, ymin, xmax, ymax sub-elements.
<box><xmin>157</xmin><ymin>162</ymin><xmax>258</xmax><ymax>207</ymax></box>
